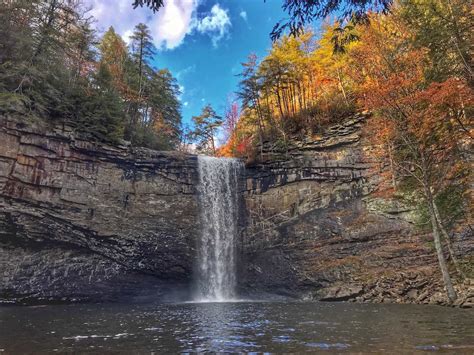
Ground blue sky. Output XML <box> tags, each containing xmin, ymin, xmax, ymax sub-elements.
<box><xmin>86</xmin><ymin>0</ymin><xmax>291</xmax><ymax>126</ymax></box>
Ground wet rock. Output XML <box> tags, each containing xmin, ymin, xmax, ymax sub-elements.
<box><xmin>318</xmin><ymin>284</ymin><xmax>364</xmax><ymax>301</ymax></box>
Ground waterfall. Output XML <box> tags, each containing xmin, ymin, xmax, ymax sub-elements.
<box><xmin>195</xmin><ymin>156</ymin><xmax>242</xmax><ymax>302</ymax></box>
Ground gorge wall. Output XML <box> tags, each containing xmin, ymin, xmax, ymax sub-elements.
<box><xmin>0</xmin><ymin>116</ymin><xmax>199</xmax><ymax>303</ymax></box>
<box><xmin>0</xmin><ymin>115</ymin><xmax>472</xmax><ymax>305</ymax></box>
<box><xmin>241</xmin><ymin>113</ymin><xmax>473</xmax><ymax>306</ymax></box>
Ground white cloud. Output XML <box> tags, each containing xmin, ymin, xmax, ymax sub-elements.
<box><xmin>85</xmin><ymin>0</ymin><xmax>198</xmax><ymax>49</ymax></box>
<box><xmin>86</xmin><ymin>0</ymin><xmax>148</xmax><ymax>39</ymax></box>
<box><xmin>184</xmin><ymin>101</ymin><xmax>189</xmax><ymax>107</ymax></box>
<box><xmin>239</xmin><ymin>10</ymin><xmax>247</xmax><ymax>21</ymax></box>
<box><xmin>85</xmin><ymin>0</ymin><xmax>231</xmax><ymax>50</ymax></box>
<box><xmin>153</xmin><ymin>0</ymin><xmax>198</xmax><ymax>49</ymax></box>
<box><xmin>122</xmin><ymin>29</ymin><xmax>133</xmax><ymax>45</ymax></box>
<box><xmin>195</xmin><ymin>4</ymin><xmax>231</xmax><ymax>47</ymax></box>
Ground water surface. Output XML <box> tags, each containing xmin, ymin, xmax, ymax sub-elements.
<box><xmin>1</xmin><ymin>301</ymin><xmax>473</xmax><ymax>353</ymax></box>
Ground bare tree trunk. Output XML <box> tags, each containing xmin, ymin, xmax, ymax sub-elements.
<box><xmin>253</xmin><ymin>97</ymin><xmax>265</xmax><ymax>159</ymax></box>
<box><xmin>275</xmin><ymin>88</ymin><xmax>285</xmax><ymax>119</ymax></box>
<box><xmin>387</xmin><ymin>140</ymin><xmax>397</xmax><ymax>188</ymax></box>
<box><xmin>432</xmin><ymin>202</ymin><xmax>466</xmax><ymax>279</ymax></box>
<box><xmin>210</xmin><ymin>129</ymin><xmax>216</xmax><ymax>156</ymax></box>
<box><xmin>257</xmin><ymin>125</ymin><xmax>264</xmax><ymax>159</ymax></box>
<box><xmin>425</xmin><ymin>185</ymin><xmax>457</xmax><ymax>303</ymax></box>
<box><xmin>337</xmin><ymin>68</ymin><xmax>349</xmax><ymax>106</ymax></box>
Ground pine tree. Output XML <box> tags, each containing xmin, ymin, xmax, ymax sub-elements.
<box><xmin>237</xmin><ymin>54</ymin><xmax>265</xmax><ymax>154</ymax></box>
<box><xmin>143</xmin><ymin>69</ymin><xmax>182</xmax><ymax>149</ymax></box>
<box><xmin>191</xmin><ymin>104</ymin><xmax>223</xmax><ymax>155</ymax></box>
<box><xmin>130</xmin><ymin>23</ymin><xmax>156</xmax><ymax>101</ymax></box>
<box><xmin>73</xmin><ymin>63</ymin><xmax>125</xmax><ymax>143</ymax></box>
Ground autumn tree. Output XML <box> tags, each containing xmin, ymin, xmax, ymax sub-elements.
<box><xmin>222</xmin><ymin>97</ymin><xmax>240</xmax><ymax>143</ymax></box>
<box><xmin>399</xmin><ymin>0</ymin><xmax>473</xmax><ymax>86</ymax></box>
<box><xmin>349</xmin><ymin>14</ymin><xmax>472</xmax><ymax>302</ymax></box>
<box><xmin>311</xmin><ymin>24</ymin><xmax>356</xmax><ymax>111</ymax></box>
<box><xmin>99</xmin><ymin>27</ymin><xmax>130</xmax><ymax>95</ymax></box>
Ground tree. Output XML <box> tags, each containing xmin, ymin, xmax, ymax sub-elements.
<box><xmin>1</xmin><ymin>1</ymin><xmax>73</xmax><ymax>114</ymax></box>
<box><xmin>237</xmin><ymin>54</ymin><xmax>265</xmax><ymax>154</ymax></box>
<box><xmin>190</xmin><ymin>104</ymin><xmax>223</xmax><ymax>155</ymax></box>
<box><xmin>0</xmin><ymin>1</ymin><xmax>101</xmax><ymax>118</ymax></box>
<box><xmin>144</xmin><ymin>69</ymin><xmax>182</xmax><ymax>149</ymax></box>
<box><xmin>0</xmin><ymin>1</ymin><xmax>37</xmax><ymax>111</ymax></box>
<box><xmin>222</xmin><ymin>97</ymin><xmax>240</xmax><ymax>143</ymax></box>
<box><xmin>99</xmin><ymin>27</ymin><xmax>130</xmax><ymax>93</ymax></box>
<box><xmin>270</xmin><ymin>0</ymin><xmax>392</xmax><ymax>40</ymax></box>
<box><xmin>73</xmin><ymin>63</ymin><xmax>126</xmax><ymax>143</ymax></box>
<box><xmin>349</xmin><ymin>15</ymin><xmax>470</xmax><ymax>302</ymax></box>
<box><xmin>128</xmin><ymin>23</ymin><xmax>156</xmax><ymax>128</ymax></box>
<box><xmin>97</xmin><ymin>23</ymin><xmax>182</xmax><ymax>150</ymax></box>
<box><xmin>132</xmin><ymin>0</ymin><xmax>163</xmax><ymax>12</ymax></box>
<box><xmin>399</xmin><ymin>0</ymin><xmax>473</xmax><ymax>87</ymax></box>
<box><xmin>259</xmin><ymin>32</ymin><xmax>317</xmax><ymax>129</ymax></box>
<box><xmin>130</xmin><ymin>23</ymin><xmax>156</xmax><ymax>90</ymax></box>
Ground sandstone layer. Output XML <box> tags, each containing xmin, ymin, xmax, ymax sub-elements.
<box><xmin>0</xmin><ymin>114</ymin><xmax>472</xmax><ymax>305</ymax></box>
<box><xmin>241</xmin><ymin>113</ymin><xmax>473</xmax><ymax>306</ymax></box>
<box><xmin>0</xmin><ymin>117</ymin><xmax>198</xmax><ymax>303</ymax></box>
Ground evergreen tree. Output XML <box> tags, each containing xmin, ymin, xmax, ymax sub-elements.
<box><xmin>146</xmin><ymin>69</ymin><xmax>182</xmax><ymax>148</ymax></box>
<box><xmin>84</xmin><ymin>63</ymin><xmax>125</xmax><ymax>143</ymax></box>
<box><xmin>191</xmin><ymin>104</ymin><xmax>223</xmax><ymax>155</ymax></box>
<box><xmin>0</xmin><ymin>1</ymin><xmax>183</xmax><ymax>150</ymax></box>
<box><xmin>130</xmin><ymin>23</ymin><xmax>155</xmax><ymax>99</ymax></box>
<box><xmin>237</xmin><ymin>54</ymin><xmax>265</xmax><ymax>153</ymax></box>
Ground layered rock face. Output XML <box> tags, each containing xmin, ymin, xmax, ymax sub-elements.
<box><xmin>241</xmin><ymin>114</ymin><xmax>473</xmax><ymax>305</ymax></box>
<box><xmin>1</xmin><ymin>114</ymin><xmax>471</xmax><ymax>305</ymax></box>
<box><xmin>0</xmin><ymin>117</ymin><xmax>199</xmax><ymax>303</ymax></box>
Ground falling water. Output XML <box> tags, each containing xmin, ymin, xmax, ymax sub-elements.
<box><xmin>195</xmin><ymin>156</ymin><xmax>242</xmax><ymax>302</ymax></box>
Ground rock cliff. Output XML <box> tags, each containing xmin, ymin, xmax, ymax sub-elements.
<box><xmin>241</xmin><ymin>113</ymin><xmax>473</xmax><ymax>306</ymax></box>
<box><xmin>0</xmin><ymin>116</ymin><xmax>199</xmax><ymax>303</ymax></box>
<box><xmin>0</xmin><ymin>114</ymin><xmax>472</xmax><ymax>305</ymax></box>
